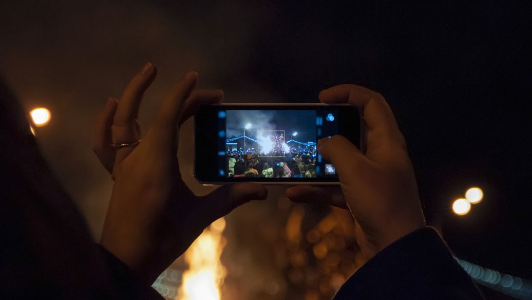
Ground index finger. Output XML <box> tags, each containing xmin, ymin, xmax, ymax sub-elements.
<box><xmin>319</xmin><ymin>85</ymin><xmax>404</xmax><ymax>146</ymax></box>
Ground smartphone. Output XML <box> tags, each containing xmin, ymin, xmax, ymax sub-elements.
<box><xmin>194</xmin><ymin>103</ymin><xmax>360</xmax><ymax>184</ymax></box>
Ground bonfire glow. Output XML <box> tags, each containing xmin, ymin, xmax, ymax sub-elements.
<box><xmin>179</xmin><ymin>218</ymin><xmax>227</xmax><ymax>300</ymax></box>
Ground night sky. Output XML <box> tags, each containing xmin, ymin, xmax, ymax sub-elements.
<box><xmin>1</xmin><ymin>1</ymin><xmax>531</xmax><ymax>298</ymax></box>
<box><xmin>226</xmin><ymin>110</ymin><xmax>316</xmax><ymax>143</ymax></box>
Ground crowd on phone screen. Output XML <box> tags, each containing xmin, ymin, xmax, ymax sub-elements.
<box><xmin>226</xmin><ymin>146</ymin><xmax>317</xmax><ymax>178</ymax></box>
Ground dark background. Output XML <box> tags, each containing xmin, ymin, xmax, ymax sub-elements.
<box><xmin>1</xmin><ymin>1</ymin><xmax>531</xmax><ymax>299</ymax></box>
<box><xmin>248</xmin><ymin>0</ymin><xmax>532</xmax><ymax>280</ymax></box>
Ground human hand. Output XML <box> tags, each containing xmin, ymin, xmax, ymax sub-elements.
<box><xmin>92</xmin><ymin>63</ymin><xmax>268</xmax><ymax>283</ymax></box>
<box><xmin>285</xmin><ymin>85</ymin><xmax>425</xmax><ymax>260</ymax></box>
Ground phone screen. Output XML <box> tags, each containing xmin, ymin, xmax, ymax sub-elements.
<box><xmin>195</xmin><ymin>104</ymin><xmax>359</xmax><ymax>184</ymax></box>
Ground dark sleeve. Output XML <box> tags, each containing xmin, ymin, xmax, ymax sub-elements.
<box><xmin>0</xmin><ymin>77</ymin><xmax>163</xmax><ymax>299</ymax></box>
<box><xmin>98</xmin><ymin>245</ymin><xmax>164</xmax><ymax>300</ymax></box>
<box><xmin>333</xmin><ymin>227</ymin><xmax>484</xmax><ymax>300</ymax></box>
<box><xmin>0</xmin><ymin>165</ymin><xmax>164</xmax><ymax>300</ymax></box>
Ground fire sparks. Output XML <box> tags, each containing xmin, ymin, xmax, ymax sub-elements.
<box><xmin>178</xmin><ymin>218</ymin><xmax>227</xmax><ymax>300</ymax></box>
<box><xmin>258</xmin><ymin>130</ymin><xmax>291</xmax><ymax>156</ymax></box>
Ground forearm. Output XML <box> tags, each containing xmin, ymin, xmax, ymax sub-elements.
<box><xmin>98</xmin><ymin>244</ymin><xmax>164</xmax><ymax>300</ymax></box>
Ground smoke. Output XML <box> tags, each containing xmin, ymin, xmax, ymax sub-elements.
<box><xmin>0</xmin><ymin>0</ymin><xmax>278</xmax><ymax>238</ymax></box>
<box><xmin>226</xmin><ymin>109</ymin><xmax>316</xmax><ymax>146</ymax></box>
<box><xmin>226</xmin><ymin>110</ymin><xmax>278</xmax><ymax>138</ymax></box>
<box><xmin>0</xmin><ymin>2</ymin><xmax>385</xmax><ymax>299</ymax></box>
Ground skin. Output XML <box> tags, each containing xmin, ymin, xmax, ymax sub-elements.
<box><xmin>285</xmin><ymin>85</ymin><xmax>426</xmax><ymax>260</ymax></box>
<box><xmin>93</xmin><ymin>63</ymin><xmax>425</xmax><ymax>283</ymax></box>
<box><xmin>92</xmin><ymin>63</ymin><xmax>268</xmax><ymax>284</ymax></box>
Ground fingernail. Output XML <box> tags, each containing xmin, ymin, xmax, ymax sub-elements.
<box><xmin>106</xmin><ymin>97</ymin><xmax>117</xmax><ymax>109</ymax></box>
<box><xmin>186</xmin><ymin>71</ymin><xmax>198</xmax><ymax>80</ymax></box>
<box><xmin>140</xmin><ymin>62</ymin><xmax>153</xmax><ymax>75</ymax></box>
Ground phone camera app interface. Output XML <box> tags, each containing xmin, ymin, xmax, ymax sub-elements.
<box><xmin>216</xmin><ymin>109</ymin><xmax>338</xmax><ymax>179</ymax></box>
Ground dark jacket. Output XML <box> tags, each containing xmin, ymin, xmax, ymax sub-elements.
<box><xmin>334</xmin><ymin>227</ymin><xmax>484</xmax><ymax>299</ymax></box>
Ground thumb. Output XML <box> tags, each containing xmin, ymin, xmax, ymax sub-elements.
<box><xmin>202</xmin><ymin>183</ymin><xmax>268</xmax><ymax>219</ymax></box>
<box><xmin>318</xmin><ymin>135</ymin><xmax>366</xmax><ymax>181</ymax></box>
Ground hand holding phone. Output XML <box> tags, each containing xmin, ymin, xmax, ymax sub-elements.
<box><xmin>194</xmin><ymin>104</ymin><xmax>360</xmax><ymax>184</ymax></box>
<box><xmin>286</xmin><ymin>85</ymin><xmax>426</xmax><ymax>260</ymax></box>
<box><xmin>92</xmin><ymin>66</ymin><xmax>268</xmax><ymax>283</ymax></box>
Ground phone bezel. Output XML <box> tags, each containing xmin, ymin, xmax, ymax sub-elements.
<box><xmin>194</xmin><ymin>103</ymin><xmax>361</xmax><ymax>185</ymax></box>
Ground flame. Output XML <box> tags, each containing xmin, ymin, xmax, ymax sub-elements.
<box><xmin>178</xmin><ymin>218</ymin><xmax>227</xmax><ymax>300</ymax></box>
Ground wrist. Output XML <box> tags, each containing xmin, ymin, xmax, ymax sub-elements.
<box><xmin>363</xmin><ymin>218</ymin><xmax>426</xmax><ymax>259</ymax></box>
<box><xmin>99</xmin><ymin>237</ymin><xmax>160</xmax><ymax>284</ymax></box>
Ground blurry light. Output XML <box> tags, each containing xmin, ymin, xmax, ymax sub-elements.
<box><xmin>466</xmin><ymin>187</ymin><xmax>483</xmax><ymax>204</ymax></box>
<box><xmin>493</xmin><ymin>271</ymin><xmax>501</xmax><ymax>284</ymax></box>
<box><xmin>245</xmin><ymin>123</ymin><xmax>252</xmax><ymax>129</ymax></box>
<box><xmin>330</xmin><ymin>273</ymin><xmax>345</xmax><ymax>290</ymax></box>
<box><xmin>304</xmin><ymin>292</ymin><xmax>319</xmax><ymax>300</ymax></box>
<box><xmin>478</xmin><ymin>267</ymin><xmax>485</xmax><ymax>279</ymax></box>
<box><xmin>483</xmin><ymin>269</ymin><xmax>493</xmax><ymax>282</ymax></box>
<box><xmin>501</xmin><ymin>275</ymin><xmax>514</xmax><ymax>288</ymax></box>
<box><xmin>293</xmin><ymin>132</ymin><xmax>298</xmax><ymax>136</ymax></box>
<box><xmin>463</xmin><ymin>261</ymin><xmax>472</xmax><ymax>273</ymax></box>
<box><xmin>170</xmin><ymin>270</ymin><xmax>179</xmax><ymax>282</ymax></box>
<box><xmin>265</xmin><ymin>282</ymin><xmax>279</xmax><ymax>295</ymax></box>
<box><xmin>30</xmin><ymin>108</ymin><xmax>51</xmax><ymax>127</ymax></box>
<box><xmin>313</xmin><ymin>242</ymin><xmax>328</xmax><ymax>259</ymax></box>
<box><xmin>179</xmin><ymin>226</ymin><xmax>226</xmax><ymax>300</ymax></box>
<box><xmin>317</xmin><ymin>215</ymin><xmax>336</xmax><ymax>234</ymax></box>
<box><xmin>286</xmin><ymin>206</ymin><xmax>305</xmax><ymax>243</ymax></box>
<box><xmin>456</xmin><ymin>256</ymin><xmax>532</xmax><ymax>298</ymax></box>
<box><xmin>513</xmin><ymin>277</ymin><xmax>523</xmax><ymax>290</ymax></box>
<box><xmin>452</xmin><ymin>198</ymin><xmax>471</xmax><ymax>216</ymax></box>
<box><xmin>30</xmin><ymin>126</ymin><xmax>35</xmax><ymax>136</ymax></box>
<box><xmin>471</xmin><ymin>265</ymin><xmax>480</xmax><ymax>278</ymax></box>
